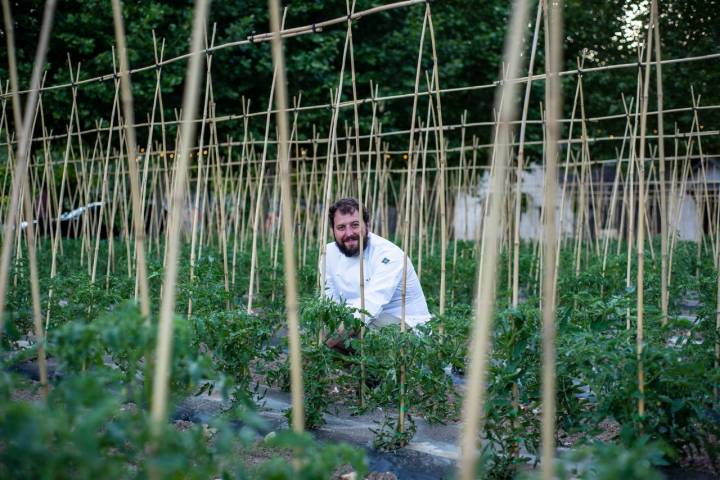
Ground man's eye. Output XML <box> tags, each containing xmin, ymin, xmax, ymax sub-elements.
<box><xmin>352</xmin><ymin>223</ymin><xmax>359</xmax><ymax>228</ymax></box>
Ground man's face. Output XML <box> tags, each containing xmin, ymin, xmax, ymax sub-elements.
<box><xmin>332</xmin><ymin>209</ymin><xmax>368</xmax><ymax>257</ymax></box>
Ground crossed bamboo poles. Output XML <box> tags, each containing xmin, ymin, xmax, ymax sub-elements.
<box><xmin>1</xmin><ymin>0</ymin><xmax>719</xmax><ymax>478</ymax></box>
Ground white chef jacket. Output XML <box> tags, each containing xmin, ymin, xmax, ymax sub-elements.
<box><xmin>324</xmin><ymin>232</ymin><xmax>431</xmax><ymax>329</ymax></box>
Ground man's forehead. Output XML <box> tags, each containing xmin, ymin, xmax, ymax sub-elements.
<box><xmin>334</xmin><ymin>210</ymin><xmax>359</xmax><ymax>223</ymax></box>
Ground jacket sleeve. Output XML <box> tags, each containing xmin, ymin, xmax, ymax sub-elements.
<box><xmin>347</xmin><ymin>249</ymin><xmax>403</xmax><ymax>319</ymax></box>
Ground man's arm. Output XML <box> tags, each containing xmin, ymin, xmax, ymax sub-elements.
<box><xmin>347</xmin><ymin>248</ymin><xmax>404</xmax><ymax>321</ymax></box>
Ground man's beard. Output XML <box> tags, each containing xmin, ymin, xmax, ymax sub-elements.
<box><xmin>335</xmin><ymin>232</ymin><xmax>370</xmax><ymax>257</ymax></box>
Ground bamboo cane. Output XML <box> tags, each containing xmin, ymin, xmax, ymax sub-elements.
<box><xmin>635</xmin><ymin>6</ymin><xmax>655</xmax><ymax>420</ymax></box>
<box><xmin>625</xmin><ymin>59</ymin><xmax>644</xmax><ymax>329</ymax></box>
<box><xmin>0</xmin><ymin>0</ymin><xmax>57</xmax><ymax>368</ymax></box>
<box><xmin>0</xmin><ymin>3</ymin><xmax>49</xmax><ymax>396</ymax></box>
<box><xmin>427</xmin><ymin>5</ymin><xmax>448</xmax><ymax>319</ymax></box>
<box><xmin>540</xmin><ymin>1</ymin><xmax>563</xmax><ymax>477</ymax></box>
<box><xmin>248</xmin><ymin>13</ymin><xmax>285</xmax><ymax>311</ymax></box>
<box><xmin>91</xmin><ymin>71</ymin><xmax>121</xmax><ymax>285</ymax></box>
<box><xmin>317</xmin><ymin>22</ymin><xmax>354</xmax><ymax>294</ymax></box>
<box><xmin>111</xmin><ymin>0</ymin><xmax>151</xmax><ymax>318</ymax></box>
<box><xmin>653</xmin><ymin>0</ymin><xmax>668</xmax><ymax>322</ymax></box>
<box><xmin>398</xmin><ymin>5</ymin><xmax>429</xmax><ymax>436</ymax></box>
<box><xmin>188</xmin><ymin>31</ymin><xmax>215</xmax><ymax>316</ymax></box>
<box><xmin>513</xmin><ymin>0</ymin><xmax>543</xmax><ymax>310</ymax></box>
<box><xmin>150</xmin><ymin>0</ymin><xmax>210</xmax><ymax>437</ymax></box>
<box><xmin>457</xmin><ymin>1</ymin><xmax>531</xmax><ymax>478</ymax></box>
<box><xmin>268</xmin><ymin>0</ymin><xmax>305</xmax><ymax>435</ymax></box>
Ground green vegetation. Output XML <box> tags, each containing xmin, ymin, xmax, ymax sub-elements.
<box><xmin>1</xmin><ymin>236</ymin><xmax>718</xmax><ymax>477</ymax></box>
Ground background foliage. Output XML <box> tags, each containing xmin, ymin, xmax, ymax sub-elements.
<box><xmin>0</xmin><ymin>0</ymin><xmax>718</xmax><ymax>163</ymax></box>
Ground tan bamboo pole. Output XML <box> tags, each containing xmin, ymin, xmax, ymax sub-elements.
<box><xmin>3</xmin><ymin>11</ymin><xmax>48</xmax><ymax>395</ymax></box>
<box><xmin>513</xmin><ymin>0</ymin><xmax>542</xmax><ymax>309</ymax></box>
<box><xmin>342</xmin><ymin>138</ymin><xmax>353</xmax><ymax>197</ymax></box>
<box><xmin>0</xmin><ymin>0</ymin><xmax>56</xmax><ymax>370</ymax></box>
<box><xmin>651</xmin><ymin>0</ymin><xmax>668</xmax><ymax>321</ymax></box>
<box><xmin>398</xmin><ymin>4</ymin><xmax>428</xmax><ymax>434</ymax></box>
<box><xmin>140</xmin><ymin>34</ymin><xmax>165</xmax><ymax>216</ymax></box>
<box><xmin>40</xmin><ymin>130</ymin><xmax>56</xmax><ymax>245</ymax></box>
<box><xmin>452</xmin><ymin>113</ymin><xmax>467</xmax><ymax>270</ymax></box>
<box><xmin>231</xmin><ymin>99</ymin><xmax>250</xmax><ymax>286</ymax></box>
<box><xmin>625</xmin><ymin>60</ymin><xmax>644</xmax><ymax>329</ymax></box>
<box><xmin>302</xmin><ymin>132</ymin><xmax>319</xmax><ymax>267</ymax></box>
<box><xmin>668</xmin><ymin>136</ymin><xmax>693</xmax><ymax>286</ymax></box>
<box><xmin>35</xmin><ymin>100</ymin><xmax>51</xmax><ymax>242</ymax></box>
<box><xmin>197</xmin><ymin>141</ymin><xmax>212</xmax><ymax>256</ymax></box>
<box><xmin>689</xmin><ymin>92</ymin><xmax>716</xmax><ymax>259</ymax></box>
<box><xmin>540</xmin><ymin>1</ymin><xmax>563</xmax><ymax>477</ymax></box>
<box><xmin>510</xmin><ymin>5</ymin><xmax>541</xmax><ymax>439</ymax></box>
<box><xmin>288</xmin><ymin>97</ymin><xmax>303</xmax><ymax>248</ymax></box>
<box><xmin>106</xmin><ymin>158</ymin><xmax>122</xmax><ymax>288</ymax></box>
<box><xmin>427</xmin><ymin>4</ymin><xmax>447</xmax><ymax>319</ymax></box>
<box><xmin>79</xmin><ymin>107</ymin><xmax>97</xmax><ymax>271</ymax></box>
<box><xmin>267</xmin><ymin>0</ymin><xmax>305</xmax><ymax>435</ymax></box>
<box><xmin>601</xmin><ymin>107</ymin><xmax>633</xmax><ymax>279</ymax></box>
<box><xmin>716</xmin><ymin>242</ymin><xmax>720</xmax><ymax>403</ymax></box>
<box><xmin>269</xmin><ymin>169</ymin><xmax>282</xmax><ymax>302</ymax></box>
<box><xmin>206</xmin><ymin>104</ymin><xmax>230</xmax><ymax>306</ymax></box>
<box><xmin>552</xmin><ymin>70</ymin><xmax>581</xmax><ymax>288</ymax></box>
<box><xmin>377</xmin><ymin>152</ymin><xmax>389</xmax><ymax>241</ymax></box>
<box><xmin>112</xmin><ymin>0</ymin><xmax>151</xmax><ymax>317</ymax></box>
<box><xmin>574</xmin><ymin>72</ymin><xmax>589</xmax><ymax>276</ymax></box>
<box><xmin>457</xmin><ymin>1</ymin><xmax>531</xmax><ymax>478</ymax></box>
<box><xmin>91</xmin><ymin>71</ymin><xmax>121</xmax><ymax>285</ymax></box>
<box><xmin>416</xmin><ymin>81</ymin><xmax>433</xmax><ymax>281</ymax></box>
<box><xmin>716</xmin><ymin>186</ymin><xmax>720</xmax><ymax>268</ymax></box>
<box><xmin>475</xmin><ymin>97</ymin><xmax>507</xmax><ymax>291</ymax></box>
<box><xmin>635</xmin><ymin>8</ymin><xmax>655</xmax><ymax>420</ymax></box>
<box><xmin>317</xmin><ymin>23</ymin><xmax>354</xmax><ymax>294</ymax></box>
<box><xmin>247</xmin><ymin>14</ymin><xmax>285</xmax><ymax>311</ymax></box>
<box><xmin>617</xmin><ymin>131</ymin><xmax>631</xmax><ymax>257</ymax></box>
<box><xmin>118</xmin><ymin>153</ymin><xmax>133</xmax><ymax>277</ymax></box>
<box><xmin>151</xmin><ymin>0</ymin><xmax>210</xmax><ymax>437</ymax></box>
<box><xmin>147</xmin><ymin>164</ymin><xmax>159</xmax><ymax>255</ymax></box>
<box><xmin>644</xmin><ymin>158</ymin><xmax>657</xmax><ymax>261</ymax></box>
<box><xmin>241</xmin><ymin>150</ymin><xmax>258</xmax><ymax>255</ymax></box>
<box><xmin>343</xmin><ymin>0</ymin><xmax>369</xmax><ymax>404</ymax></box>
<box><xmin>187</xmin><ymin>32</ymin><xmax>215</xmax><ymax>317</ymax></box>
<box><xmin>44</xmin><ymin>67</ymin><xmax>79</xmax><ymax>332</ymax></box>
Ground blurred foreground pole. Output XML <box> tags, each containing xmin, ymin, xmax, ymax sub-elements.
<box><xmin>457</xmin><ymin>1</ymin><xmax>530</xmax><ymax>479</ymax></box>
<box><xmin>150</xmin><ymin>0</ymin><xmax>210</xmax><ymax>435</ymax></box>
<box><xmin>268</xmin><ymin>0</ymin><xmax>305</xmax><ymax>433</ymax></box>
<box><xmin>0</xmin><ymin>0</ymin><xmax>57</xmax><ymax>398</ymax></box>
<box><xmin>540</xmin><ymin>0</ymin><xmax>563</xmax><ymax>478</ymax></box>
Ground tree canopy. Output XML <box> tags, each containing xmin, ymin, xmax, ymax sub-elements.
<box><xmin>0</xmin><ymin>0</ymin><xmax>718</xmax><ymax>163</ymax></box>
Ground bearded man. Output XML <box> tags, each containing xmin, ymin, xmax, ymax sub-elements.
<box><xmin>323</xmin><ymin>198</ymin><xmax>430</xmax><ymax>347</ymax></box>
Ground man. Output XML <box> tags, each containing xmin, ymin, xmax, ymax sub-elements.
<box><xmin>323</xmin><ymin>198</ymin><xmax>430</xmax><ymax>347</ymax></box>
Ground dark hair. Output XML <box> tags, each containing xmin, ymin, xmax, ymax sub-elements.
<box><xmin>328</xmin><ymin>197</ymin><xmax>370</xmax><ymax>228</ymax></box>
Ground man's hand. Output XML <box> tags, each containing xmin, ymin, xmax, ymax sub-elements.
<box><xmin>326</xmin><ymin>322</ymin><xmax>355</xmax><ymax>349</ymax></box>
